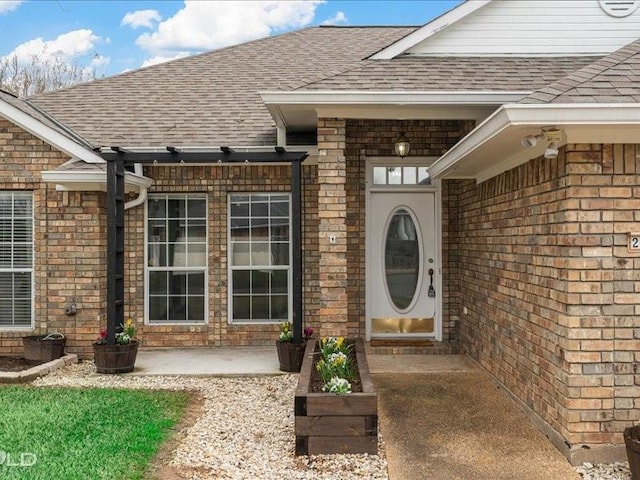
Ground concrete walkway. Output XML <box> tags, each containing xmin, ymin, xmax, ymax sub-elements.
<box><xmin>131</xmin><ymin>348</ymin><xmax>578</xmax><ymax>480</ymax></box>
<box><xmin>372</xmin><ymin>356</ymin><xmax>578</xmax><ymax>480</ymax></box>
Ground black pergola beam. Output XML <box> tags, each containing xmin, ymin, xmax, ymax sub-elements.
<box><xmin>99</xmin><ymin>150</ymin><xmax>307</xmax><ymax>165</ymax></box>
<box><xmin>103</xmin><ymin>146</ymin><xmax>308</xmax><ymax>345</ymax></box>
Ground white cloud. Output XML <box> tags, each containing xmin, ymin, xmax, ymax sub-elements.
<box><xmin>136</xmin><ymin>0</ymin><xmax>322</xmax><ymax>58</ymax></box>
<box><xmin>0</xmin><ymin>1</ymin><xmax>23</xmax><ymax>15</ymax></box>
<box><xmin>1</xmin><ymin>29</ymin><xmax>107</xmax><ymax>92</ymax></box>
<box><xmin>121</xmin><ymin>9</ymin><xmax>161</xmax><ymax>29</ymax></box>
<box><xmin>321</xmin><ymin>11</ymin><xmax>347</xmax><ymax>26</ymax></box>
<box><xmin>4</xmin><ymin>29</ymin><xmax>100</xmax><ymax>64</ymax></box>
<box><xmin>140</xmin><ymin>51</ymin><xmax>190</xmax><ymax>68</ymax></box>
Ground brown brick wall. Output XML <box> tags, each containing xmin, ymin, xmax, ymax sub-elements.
<box><xmin>454</xmin><ymin>153</ymin><xmax>569</xmax><ymax>438</ymax></box>
<box><xmin>317</xmin><ymin>118</ymin><xmax>349</xmax><ymax>337</ymax></box>
<box><xmin>343</xmin><ymin>119</ymin><xmax>475</xmax><ymax>339</ymax></box>
<box><xmin>0</xmin><ymin>118</ymin><xmax>105</xmax><ymax>358</ymax></box>
<box><xmin>454</xmin><ymin>143</ymin><xmax>640</xmax><ymax>456</ymax></box>
<box><xmin>124</xmin><ymin>163</ymin><xmax>319</xmax><ymax>347</ymax></box>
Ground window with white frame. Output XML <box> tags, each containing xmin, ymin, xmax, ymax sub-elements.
<box><xmin>0</xmin><ymin>192</ymin><xmax>33</xmax><ymax>328</ymax></box>
<box><xmin>229</xmin><ymin>193</ymin><xmax>290</xmax><ymax>323</ymax></box>
<box><xmin>372</xmin><ymin>166</ymin><xmax>431</xmax><ymax>185</ymax></box>
<box><xmin>146</xmin><ymin>194</ymin><xmax>207</xmax><ymax>323</ymax></box>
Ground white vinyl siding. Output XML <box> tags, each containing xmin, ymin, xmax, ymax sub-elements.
<box><xmin>228</xmin><ymin>193</ymin><xmax>291</xmax><ymax>324</ymax></box>
<box><xmin>0</xmin><ymin>192</ymin><xmax>33</xmax><ymax>328</ymax></box>
<box><xmin>146</xmin><ymin>194</ymin><xmax>207</xmax><ymax>324</ymax></box>
<box><xmin>407</xmin><ymin>0</ymin><xmax>640</xmax><ymax>56</ymax></box>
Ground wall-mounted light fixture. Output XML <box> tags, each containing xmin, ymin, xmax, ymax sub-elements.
<box><xmin>394</xmin><ymin>132</ymin><xmax>410</xmax><ymax>158</ymax></box>
<box><xmin>521</xmin><ymin>127</ymin><xmax>562</xmax><ymax>159</ymax></box>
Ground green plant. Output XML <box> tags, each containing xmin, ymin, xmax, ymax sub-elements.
<box><xmin>95</xmin><ymin>318</ymin><xmax>137</xmax><ymax>345</ymax></box>
<box><xmin>315</xmin><ymin>351</ymin><xmax>354</xmax><ymax>384</ymax></box>
<box><xmin>319</xmin><ymin>336</ymin><xmax>353</xmax><ymax>358</ymax></box>
<box><xmin>278</xmin><ymin>321</ymin><xmax>293</xmax><ymax>342</ymax></box>
<box><xmin>315</xmin><ymin>336</ymin><xmax>356</xmax><ymax>394</ymax></box>
<box><xmin>322</xmin><ymin>376</ymin><xmax>352</xmax><ymax>394</ymax></box>
<box><xmin>116</xmin><ymin>318</ymin><xmax>137</xmax><ymax>345</ymax></box>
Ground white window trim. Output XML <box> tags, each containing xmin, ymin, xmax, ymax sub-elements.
<box><xmin>227</xmin><ymin>192</ymin><xmax>292</xmax><ymax>325</ymax></box>
<box><xmin>144</xmin><ymin>193</ymin><xmax>209</xmax><ymax>326</ymax></box>
<box><xmin>0</xmin><ymin>191</ymin><xmax>34</xmax><ymax>330</ymax></box>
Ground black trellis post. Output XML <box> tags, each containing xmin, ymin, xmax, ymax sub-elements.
<box><xmin>291</xmin><ymin>159</ymin><xmax>303</xmax><ymax>344</ymax></box>
<box><xmin>106</xmin><ymin>154</ymin><xmax>125</xmax><ymax>345</ymax></box>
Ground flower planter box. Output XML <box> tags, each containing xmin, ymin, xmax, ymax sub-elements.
<box><xmin>276</xmin><ymin>340</ymin><xmax>306</xmax><ymax>372</ymax></box>
<box><xmin>294</xmin><ymin>338</ymin><xmax>378</xmax><ymax>456</ymax></box>
<box><xmin>93</xmin><ymin>341</ymin><xmax>138</xmax><ymax>374</ymax></box>
<box><xmin>23</xmin><ymin>335</ymin><xmax>66</xmax><ymax>362</ymax></box>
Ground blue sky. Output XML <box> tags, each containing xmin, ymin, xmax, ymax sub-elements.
<box><xmin>0</xmin><ymin>1</ymin><xmax>461</xmax><ymax>76</ymax></box>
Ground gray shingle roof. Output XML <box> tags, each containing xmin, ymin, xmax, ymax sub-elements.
<box><xmin>31</xmin><ymin>26</ymin><xmax>415</xmax><ymax>148</ymax></box>
<box><xmin>295</xmin><ymin>56</ymin><xmax>600</xmax><ymax>91</ymax></box>
<box><xmin>0</xmin><ymin>88</ymin><xmax>92</xmax><ymax>147</ymax></box>
<box><xmin>520</xmin><ymin>38</ymin><xmax>640</xmax><ymax>104</ymax></box>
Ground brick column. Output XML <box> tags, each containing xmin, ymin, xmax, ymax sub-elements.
<box><xmin>317</xmin><ymin>118</ymin><xmax>348</xmax><ymax>336</ymax></box>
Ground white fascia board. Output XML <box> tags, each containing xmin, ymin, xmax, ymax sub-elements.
<box><xmin>428</xmin><ymin>103</ymin><xmax>640</xmax><ymax>179</ymax></box>
<box><xmin>260</xmin><ymin>90</ymin><xmax>530</xmax><ymax>106</ymax></box>
<box><xmin>0</xmin><ymin>98</ymin><xmax>103</xmax><ymax>164</ymax></box>
<box><xmin>369</xmin><ymin>0</ymin><xmax>492</xmax><ymax>60</ymax></box>
<box><xmin>428</xmin><ymin>106</ymin><xmax>511</xmax><ymax>179</ymax></box>
<box><xmin>503</xmin><ymin>103</ymin><xmax>640</xmax><ymax>125</ymax></box>
<box><xmin>41</xmin><ymin>170</ymin><xmax>153</xmax><ymax>191</ymax></box>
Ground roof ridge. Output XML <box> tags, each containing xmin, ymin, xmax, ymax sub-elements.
<box><xmin>293</xmin><ymin>60</ymin><xmax>375</xmax><ymax>91</ymax></box>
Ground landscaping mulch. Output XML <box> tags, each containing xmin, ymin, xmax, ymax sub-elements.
<box><xmin>0</xmin><ymin>356</ymin><xmax>44</xmax><ymax>372</ymax></box>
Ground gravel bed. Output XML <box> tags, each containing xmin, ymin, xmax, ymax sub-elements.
<box><xmin>32</xmin><ymin>362</ymin><xmax>388</xmax><ymax>480</ymax></box>
<box><xmin>577</xmin><ymin>462</ymin><xmax>631</xmax><ymax>480</ymax></box>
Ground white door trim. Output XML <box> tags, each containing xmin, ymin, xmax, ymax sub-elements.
<box><xmin>365</xmin><ymin>156</ymin><xmax>443</xmax><ymax>341</ymax></box>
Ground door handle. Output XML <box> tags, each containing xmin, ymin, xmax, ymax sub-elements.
<box><xmin>428</xmin><ymin>268</ymin><xmax>436</xmax><ymax>297</ymax></box>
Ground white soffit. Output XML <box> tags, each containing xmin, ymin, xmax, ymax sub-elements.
<box><xmin>260</xmin><ymin>90</ymin><xmax>529</xmax><ymax>130</ymax></box>
<box><xmin>0</xmin><ymin>97</ymin><xmax>103</xmax><ymax>164</ymax></box>
<box><xmin>428</xmin><ymin>103</ymin><xmax>640</xmax><ymax>182</ymax></box>
<box><xmin>41</xmin><ymin>170</ymin><xmax>153</xmax><ymax>192</ymax></box>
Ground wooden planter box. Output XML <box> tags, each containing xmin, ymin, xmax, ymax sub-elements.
<box><xmin>93</xmin><ymin>341</ymin><xmax>138</xmax><ymax>374</ymax></box>
<box><xmin>294</xmin><ymin>338</ymin><xmax>378</xmax><ymax>456</ymax></box>
<box><xmin>276</xmin><ymin>340</ymin><xmax>306</xmax><ymax>372</ymax></box>
<box><xmin>23</xmin><ymin>335</ymin><xmax>66</xmax><ymax>362</ymax></box>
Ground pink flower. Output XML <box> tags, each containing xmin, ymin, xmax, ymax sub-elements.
<box><xmin>303</xmin><ymin>327</ymin><xmax>314</xmax><ymax>339</ymax></box>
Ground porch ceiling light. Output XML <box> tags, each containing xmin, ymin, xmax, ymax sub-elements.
<box><xmin>394</xmin><ymin>132</ymin><xmax>410</xmax><ymax>158</ymax></box>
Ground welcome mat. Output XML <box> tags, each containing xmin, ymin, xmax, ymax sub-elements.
<box><xmin>370</xmin><ymin>339</ymin><xmax>434</xmax><ymax>348</ymax></box>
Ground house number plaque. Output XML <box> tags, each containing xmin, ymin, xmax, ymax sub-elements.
<box><xmin>629</xmin><ymin>233</ymin><xmax>640</xmax><ymax>251</ymax></box>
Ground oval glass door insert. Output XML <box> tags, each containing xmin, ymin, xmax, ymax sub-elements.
<box><xmin>384</xmin><ymin>208</ymin><xmax>420</xmax><ymax>310</ymax></box>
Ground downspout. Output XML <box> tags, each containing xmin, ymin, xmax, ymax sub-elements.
<box><xmin>124</xmin><ymin>164</ymin><xmax>147</xmax><ymax>210</ymax></box>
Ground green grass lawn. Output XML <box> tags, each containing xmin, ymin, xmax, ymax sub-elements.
<box><xmin>0</xmin><ymin>386</ymin><xmax>190</xmax><ymax>480</ymax></box>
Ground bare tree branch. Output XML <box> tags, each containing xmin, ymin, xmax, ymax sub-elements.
<box><xmin>0</xmin><ymin>53</ymin><xmax>103</xmax><ymax>97</ymax></box>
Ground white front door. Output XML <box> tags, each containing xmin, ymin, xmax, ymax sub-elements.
<box><xmin>367</xmin><ymin>190</ymin><xmax>438</xmax><ymax>339</ymax></box>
